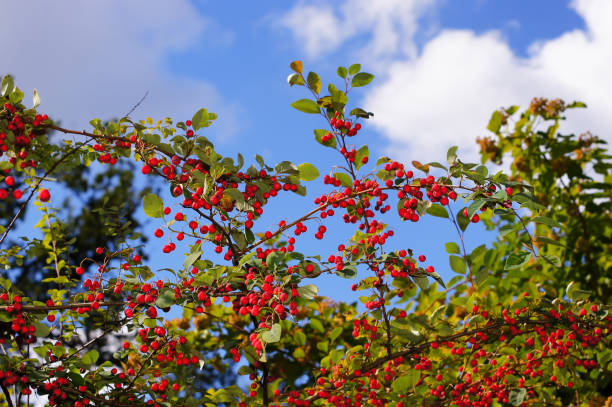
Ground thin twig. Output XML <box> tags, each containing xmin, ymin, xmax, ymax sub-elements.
<box><xmin>124</xmin><ymin>91</ymin><xmax>149</xmax><ymax>117</ymax></box>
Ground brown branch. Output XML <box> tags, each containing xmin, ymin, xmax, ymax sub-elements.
<box><xmin>0</xmin><ymin>383</ymin><xmax>13</xmax><ymax>407</ymax></box>
<box><xmin>0</xmin><ymin>301</ymin><xmax>125</xmax><ymax>312</ymax></box>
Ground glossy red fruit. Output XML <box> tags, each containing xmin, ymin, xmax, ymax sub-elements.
<box><xmin>38</xmin><ymin>188</ymin><xmax>50</xmax><ymax>202</ymax></box>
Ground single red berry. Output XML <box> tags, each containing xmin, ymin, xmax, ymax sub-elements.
<box><xmin>38</xmin><ymin>188</ymin><xmax>50</xmax><ymax>202</ymax></box>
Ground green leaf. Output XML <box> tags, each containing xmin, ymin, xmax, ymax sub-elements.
<box><xmin>535</xmin><ymin>236</ymin><xmax>566</xmax><ymax>248</ymax></box>
<box><xmin>192</xmin><ymin>108</ymin><xmax>210</xmax><ymax>131</ymax></box>
<box><xmin>9</xmin><ymin>87</ymin><xmax>24</xmax><ymax>104</ymax></box>
<box><xmin>330</xmin><ymin>327</ymin><xmax>343</xmax><ymax>342</ymax></box>
<box><xmin>143</xmin><ymin>193</ymin><xmax>163</xmax><ymax>218</ymax></box>
<box><xmin>539</xmin><ymin>254</ymin><xmax>561</xmax><ymax>267</ymax></box>
<box><xmin>306</xmin><ymin>72</ymin><xmax>321</xmax><ymax>94</ymax></box>
<box><xmin>32</xmin><ymin>88</ymin><xmax>41</xmax><ymax>108</ymax></box>
<box><xmin>504</xmin><ymin>252</ymin><xmax>531</xmax><ymax>270</ymax></box>
<box><xmin>310</xmin><ymin>319</ymin><xmax>324</xmax><ymax>333</ymax></box>
<box><xmin>336</xmin><ymin>265</ymin><xmax>357</xmax><ymax>279</ymax></box>
<box><xmin>287</xmin><ymin>73</ymin><xmax>305</xmax><ymax>86</ymax></box>
<box><xmin>427</xmin><ymin>204</ymin><xmax>448</xmax><ymax>218</ymax></box>
<box><xmin>457</xmin><ymin>209</ymin><xmax>470</xmax><ymax>232</ymax></box>
<box><xmin>337</xmin><ymin>66</ymin><xmax>348</xmax><ymax>79</ymax></box>
<box><xmin>32</xmin><ymin>321</ymin><xmax>50</xmax><ymax>338</ymax></box>
<box><xmin>334</xmin><ymin>172</ymin><xmax>353</xmax><ymax>187</ymax></box>
<box><xmin>297</xmin><ymin>284</ymin><xmax>318</xmax><ymax>300</ymax></box>
<box><xmin>184</xmin><ymin>250</ymin><xmax>203</xmax><ymax>270</ymax></box>
<box><xmin>354</xmin><ymin>145</ymin><xmax>369</xmax><ymax>170</ymax></box>
<box><xmin>348</xmin><ymin>63</ymin><xmax>361</xmax><ymax>75</ymax></box>
<box><xmin>314</xmin><ymin>129</ymin><xmax>337</xmax><ymax>148</ymax></box>
<box><xmin>474</xmin><ymin>267</ymin><xmax>489</xmax><ymax>286</ymax></box>
<box><xmin>430</xmin><ymin>305</ymin><xmax>446</xmax><ymax>323</ymax></box>
<box><xmin>291</xmin><ymin>99</ymin><xmax>320</xmax><ymax>114</ymax></box>
<box><xmin>532</xmin><ymin>216</ymin><xmax>563</xmax><ymax>229</ymax></box>
<box><xmin>231</xmin><ymin>230</ymin><xmax>247</xmax><ymax>250</ymax></box>
<box><xmin>447</xmin><ymin>146</ymin><xmax>458</xmax><ymax>165</ymax></box>
<box><xmin>81</xmin><ymin>349</ymin><xmax>99</xmax><ymax>366</ymax></box>
<box><xmin>445</xmin><ymin>242</ymin><xmax>460</xmax><ymax>254</ymax></box>
<box><xmin>1</xmin><ymin>75</ymin><xmax>15</xmax><ymax>96</ymax></box>
<box><xmin>298</xmin><ymin>163</ymin><xmax>319</xmax><ymax>181</ymax></box>
<box><xmin>155</xmin><ymin>289</ymin><xmax>175</xmax><ymax>308</ymax></box>
<box><xmin>349</xmin><ymin>107</ymin><xmax>374</xmax><ymax>119</ymax></box>
<box><xmin>275</xmin><ymin>161</ymin><xmax>299</xmax><ymax>175</ymax></box>
<box><xmin>449</xmin><ymin>255</ymin><xmax>467</xmax><ymax>274</ymax></box>
<box><xmin>428</xmin><ymin>162</ymin><xmax>447</xmax><ymax>170</ymax></box>
<box><xmin>487</xmin><ymin>110</ymin><xmax>503</xmax><ymax>133</ymax></box>
<box><xmin>392</xmin><ymin>369</ymin><xmax>419</xmax><ymax>392</ymax></box>
<box><xmin>261</xmin><ymin>323</ymin><xmax>282</xmax><ymax>344</ymax></box>
<box><xmin>467</xmin><ymin>199</ymin><xmax>486</xmax><ymax>221</ymax></box>
<box><xmin>508</xmin><ymin>388</ymin><xmax>527</xmax><ymax>406</ymax></box>
<box><xmin>351</xmin><ymin>72</ymin><xmax>374</xmax><ymax>87</ymax></box>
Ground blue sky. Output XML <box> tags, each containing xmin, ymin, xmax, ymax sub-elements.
<box><xmin>2</xmin><ymin>0</ymin><xmax>611</xmax><ymax>303</ymax></box>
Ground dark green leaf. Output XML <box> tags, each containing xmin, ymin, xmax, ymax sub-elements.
<box><xmin>391</xmin><ymin>370</ymin><xmax>419</xmax><ymax>392</ymax></box>
<box><xmin>336</xmin><ymin>265</ymin><xmax>357</xmax><ymax>279</ymax></box>
<box><xmin>307</xmin><ymin>72</ymin><xmax>321</xmax><ymax>94</ymax></box>
<box><xmin>351</xmin><ymin>72</ymin><xmax>374</xmax><ymax>87</ymax></box>
<box><xmin>504</xmin><ymin>252</ymin><xmax>531</xmax><ymax>270</ymax></box>
<box><xmin>337</xmin><ymin>66</ymin><xmax>348</xmax><ymax>79</ymax></box>
<box><xmin>427</xmin><ymin>204</ymin><xmax>448</xmax><ymax>218</ymax></box>
<box><xmin>449</xmin><ymin>255</ymin><xmax>467</xmax><ymax>274</ymax></box>
<box><xmin>155</xmin><ymin>289</ymin><xmax>175</xmax><ymax>308</ymax></box>
<box><xmin>354</xmin><ymin>145</ymin><xmax>369</xmax><ymax>170</ymax></box>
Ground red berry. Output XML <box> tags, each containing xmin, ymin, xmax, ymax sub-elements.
<box><xmin>38</xmin><ymin>188</ymin><xmax>50</xmax><ymax>202</ymax></box>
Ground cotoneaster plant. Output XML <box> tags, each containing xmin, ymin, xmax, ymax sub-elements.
<box><xmin>0</xmin><ymin>63</ymin><xmax>608</xmax><ymax>407</ymax></box>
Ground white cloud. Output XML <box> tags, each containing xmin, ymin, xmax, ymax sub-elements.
<box><xmin>278</xmin><ymin>0</ymin><xmax>612</xmax><ymax>163</ymax></box>
<box><xmin>277</xmin><ymin>0</ymin><xmax>435</xmax><ymax>60</ymax></box>
<box><xmin>0</xmin><ymin>0</ymin><xmax>240</xmax><ymax>141</ymax></box>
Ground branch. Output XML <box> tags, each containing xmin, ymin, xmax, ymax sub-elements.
<box><xmin>0</xmin><ymin>383</ymin><xmax>13</xmax><ymax>407</ymax></box>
